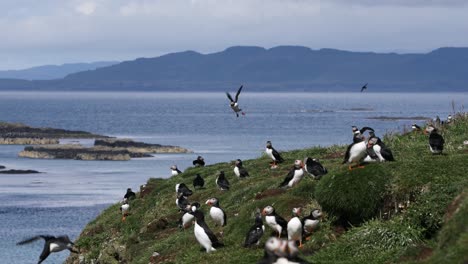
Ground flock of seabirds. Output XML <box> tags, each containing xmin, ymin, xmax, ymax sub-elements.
<box><xmin>16</xmin><ymin>84</ymin><xmax>451</xmax><ymax>264</ymax></box>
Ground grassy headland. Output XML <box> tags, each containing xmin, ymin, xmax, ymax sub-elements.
<box><xmin>66</xmin><ymin>113</ymin><xmax>468</xmax><ymax>264</ymax></box>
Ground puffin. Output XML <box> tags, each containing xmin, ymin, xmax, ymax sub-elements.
<box><xmin>302</xmin><ymin>209</ymin><xmax>322</xmax><ymax>240</ymax></box>
<box><xmin>171</xmin><ymin>165</ymin><xmax>182</xmax><ymax>176</ymax></box>
<box><xmin>175</xmin><ymin>183</ymin><xmax>193</xmax><ymax>197</ymax></box>
<box><xmin>216</xmin><ymin>171</ymin><xmax>230</xmax><ymax>191</ymax></box>
<box><xmin>257</xmin><ymin>237</ymin><xmax>309</xmax><ymax>264</ymax></box>
<box><xmin>193</xmin><ymin>173</ymin><xmax>205</xmax><ymax>189</ymax></box>
<box><xmin>205</xmin><ymin>197</ymin><xmax>227</xmax><ymax>227</ymax></box>
<box><xmin>193</xmin><ymin>156</ymin><xmax>205</xmax><ymax>167</ymax></box>
<box><xmin>412</xmin><ymin>123</ymin><xmax>422</xmax><ymax>132</ymax></box>
<box><xmin>303</xmin><ymin>157</ymin><xmax>327</xmax><ymax>179</ymax></box>
<box><xmin>262</xmin><ymin>205</ymin><xmax>288</xmax><ymax>238</ymax></box>
<box><xmin>364</xmin><ymin>136</ymin><xmax>395</xmax><ymax>162</ymax></box>
<box><xmin>279</xmin><ymin>160</ymin><xmax>304</xmax><ymax>188</ymax></box>
<box><xmin>343</xmin><ymin>140</ymin><xmax>368</xmax><ymax>170</ymax></box>
<box><xmin>226</xmin><ymin>85</ymin><xmax>245</xmax><ymax>117</ymax></box>
<box><xmin>287</xmin><ymin>207</ymin><xmax>303</xmax><ymax>248</ymax></box>
<box><xmin>176</xmin><ymin>193</ymin><xmax>190</xmax><ymax>211</ymax></box>
<box><xmin>360</xmin><ymin>83</ymin><xmax>368</xmax><ymax>92</ymax></box>
<box><xmin>425</xmin><ymin>125</ymin><xmax>445</xmax><ymax>154</ymax></box>
<box><xmin>352</xmin><ymin>126</ymin><xmax>374</xmax><ymax>143</ymax></box>
<box><xmin>17</xmin><ymin>235</ymin><xmax>78</xmax><ymax>264</ymax></box>
<box><xmin>192</xmin><ymin>209</ymin><xmax>224</xmax><ymax>253</ymax></box>
<box><xmin>120</xmin><ymin>199</ymin><xmax>130</xmax><ymax>221</ymax></box>
<box><xmin>266</xmin><ymin>141</ymin><xmax>284</xmax><ymax>168</ymax></box>
<box><xmin>244</xmin><ymin>213</ymin><xmax>265</xmax><ymax>247</ymax></box>
<box><xmin>123</xmin><ymin>188</ymin><xmax>136</xmax><ymax>200</ymax></box>
<box><xmin>179</xmin><ymin>202</ymin><xmax>201</xmax><ymax>229</ymax></box>
<box><xmin>234</xmin><ymin>159</ymin><xmax>250</xmax><ymax>178</ymax></box>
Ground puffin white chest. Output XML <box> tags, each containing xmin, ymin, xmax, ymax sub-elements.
<box><xmin>234</xmin><ymin>167</ymin><xmax>240</xmax><ymax>177</ymax></box>
<box><xmin>265</xmin><ymin>148</ymin><xmax>275</xmax><ymax>160</ymax></box>
<box><xmin>289</xmin><ymin>169</ymin><xmax>304</xmax><ymax>187</ymax></box>
<box><xmin>210</xmin><ymin>207</ymin><xmax>225</xmax><ymax>226</ymax></box>
<box><xmin>265</xmin><ymin>215</ymin><xmax>281</xmax><ymax>233</ymax></box>
<box><xmin>182</xmin><ymin>213</ymin><xmax>195</xmax><ymax>228</ymax></box>
<box><xmin>304</xmin><ymin>219</ymin><xmax>320</xmax><ymax>233</ymax></box>
<box><xmin>231</xmin><ymin>103</ymin><xmax>241</xmax><ymax>112</ymax></box>
<box><xmin>194</xmin><ymin>222</ymin><xmax>215</xmax><ymax>252</ymax></box>
<box><xmin>121</xmin><ymin>204</ymin><xmax>130</xmax><ymax>214</ymax></box>
<box><xmin>49</xmin><ymin>242</ymin><xmax>65</xmax><ymax>253</ymax></box>
<box><xmin>348</xmin><ymin>142</ymin><xmax>367</xmax><ymax>162</ymax></box>
<box><xmin>172</xmin><ymin>170</ymin><xmax>179</xmax><ymax>176</ymax></box>
<box><xmin>287</xmin><ymin>217</ymin><xmax>302</xmax><ymax>241</ymax></box>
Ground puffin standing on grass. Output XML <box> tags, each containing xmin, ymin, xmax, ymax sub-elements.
<box><xmin>193</xmin><ymin>174</ymin><xmax>205</xmax><ymax>189</ymax></box>
<box><xmin>216</xmin><ymin>171</ymin><xmax>230</xmax><ymax>191</ymax></box>
<box><xmin>179</xmin><ymin>202</ymin><xmax>201</xmax><ymax>229</ymax></box>
<box><xmin>193</xmin><ymin>156</ymin><xmax>205</xmax><ymax>167</ymax></box>
<box><xmin>120</xmin><ymin>199</ymin><xmax>130</xmax><ymax>221</ymax></box>
<box><xmin>279</xmin><ymin>160</ymin><xmax>304</xmax><ymax>188</ymax></box>
<box><xmin>425</xmin><ymin>125</ymin><xmax>445</xmax><ymax>154</ymax></box>
<box><xmin>234</xmin><ymin>159</ymin><xmax>250</xmax><ymax>178</ymax></box>
<box><xmin>205</xmin><ymin>197</ymin><xmax>227</xmax><ymax>227</ymax></box>
<box><xmin>364</xmin><ymin>136</ymin><xmax>395</xmax><ymax>162</ymax></box>
<box><xmin>343</xmin><ymin>140</ymin><xmax>369</xmax><ymax>170</ymax></box>
<box><xmin>244</xmin><ymin>212</ymin><xmax>265</xmax><ymax>247</ymax></box>
<box><xmin>192</xmin><ymin>209</ymin><xmax>224</xmax><ymax>253</ymax></box>
<box><xmin>226</xmin><ymin>85</ymin><xmax>245</xmax><ymax>117</ymax></box>
<box><xmin>287</xmin><ymin>207</ymin><xmax>303</xmax><ymax>248</ymax></box>
<box><xmin>17</xmin><ymin>235</ymin><xmax>78</xmax><ymax>264</ymax></box>
<box><xmin>175</xmin><ymin>183</ymin><xmax>193</xmax><ymax>197</ymax></box>
<box><xmin>266</xmin><ymin>141</ymin><xmax>284</xmax><ymax>169</ymax></box>
<box><xmin>303</xmin><ymin>157</ymin><xmax>327</xmax><ymax>179</ymax></box>
<box><xmin>302</xmin><ymin>209</ymin><xmax>322</xmax><ymax>241</ymax></box>
<box><xmin>262</xmin><ymin>205</ymin><xmax>288</xmax><ymax>238</ymax></box>
<box><xmin>170</xmin><ymin>165</ymin><xmax>182</xmax><ymax>176</ymax></box>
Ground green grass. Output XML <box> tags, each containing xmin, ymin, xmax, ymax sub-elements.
<box><xmin>67</xmin><ymin>114</ymin><xmax>468</xmax><ymax>264</ymax></box>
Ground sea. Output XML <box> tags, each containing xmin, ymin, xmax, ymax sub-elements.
<box><xmin>0</xmin><ymin>91</ymin><xmax>466</xmax><ymax>263</ymax></box>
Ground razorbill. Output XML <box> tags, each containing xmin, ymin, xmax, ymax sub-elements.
<box><xmin>303</xmin><ymin>157</ymin><xmax>327</xmax><ymax>179</ymax></box>
<box><xmin>192</xmin><ymin>209</ymin><xmax>224</xmax><ymax>253</ymax></box>
<box><xmin>216</xmin><ymin>171</ymin><xmax>230</xmax><ymax>191</ymax></box>
<box><xmin>234</xmin><ymin>159</ymin><xmax>250</xmax><ymax>178</ymax></box>
<box><xmin>262</xmin><ymin>205</ymin><xmax>288</xmax><ymax>238</ymax></box>
<box><xmin>205</xmin><ymin>197</ymin><xmax>227</xmax><ymax>227</ymax></box>
<box><xmin>17</xmin><ymin>235</ymin><xmax>78</xmax><ymax>264</ymax></box>
<box><xmin>193</xmin><ymin>173</ymin><xmax>205</xmax><ymax>189</ymax></box>
<box><xmin>287</xmin><ymin>207</ymin><xmax>303</xmax><ymax>248</ymax></box>
<box><xmin>226</xmin><ymin>85</ymin><xmax>245</xmax><ymax>117</ymax></box>
<box><xmin>425</xmin><ymin>125</ymin><xmax>445</xmax><ymax>154</ymax></box>
<box><xmin>244</xmin><ymin>213</ymin><xmax>264</xmax><ymax>247</ymax></box>
<box><xmin>279</xmin><ymin>160</ymin><xmax>304</xmax><ymax>188</ymax></box>
<box><xmin>266</xmin><ymin>141</ymin><xmax>284</xmax><ymax>169</ymax></box>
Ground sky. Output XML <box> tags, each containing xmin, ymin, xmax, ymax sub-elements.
<box><xmin>1</xmin><ymin>0</ymin><xmax>468</xmax><ymax>70</ymax></box>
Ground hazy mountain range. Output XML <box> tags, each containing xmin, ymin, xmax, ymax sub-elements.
<box><xmin>1</xmin><ymin>46</ymin><xmax>467</xmax><ymax>92</ymax></box>
<box><xmin>0</xmin><ymin>61</ymin><xmax>119</xmax><ymax>80</ymax></box>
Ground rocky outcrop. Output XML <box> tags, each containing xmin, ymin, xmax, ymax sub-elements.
<box><xmin>18</xmin><ymin>145</ymin><xmax>144</xmax><ymax>161</ymax></box>
<box><xmin>0</xmin><ymin>122</ymin><xmax>108</xmax><ymax>145</ymax></box>
<box><xmin>94</xmin><ymin>139</ymin><xmax>191</xmax><ymax>153</ymax></box>
<box><xmin>0</xmin><ymin>169</ymin><xmax>40</xmax><ymax>174</ymax></box>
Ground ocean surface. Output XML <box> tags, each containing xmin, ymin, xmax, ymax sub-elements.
<box><xmin>0</xmin><ymin>91</ymin><xmax>466</xmax><ymax>263</ymax></box>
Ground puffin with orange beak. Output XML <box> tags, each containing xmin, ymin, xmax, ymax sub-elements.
<box><xmin>205</xmin><ymin>197</ymin><xmax>227</xmax><ymax>227</ymax></box>
<box><xmin>287</xmin><ymin>207</ymin><xmax>303</xmax><ymax>248</ymax></box>
<box><xmin>262</xmin><ymin>205</ymin><xmax>288</xmax><ymax>238</ymax></box>
<box><xmin>279</xmin><ymin>160</ymin><xmax>304</xmax><ymax>188</ymax></box>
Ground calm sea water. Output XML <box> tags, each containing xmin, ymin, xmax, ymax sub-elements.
<box><xmin>0</xmin><ymin>91</ymin><xmax>466</xmax><ymax>263</ymax></box>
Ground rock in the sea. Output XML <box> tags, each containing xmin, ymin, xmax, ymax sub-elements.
<box><xmin>94</xmin><ymin>138</ymin><xmax>191</xmax><ymax>153</ymax></box>
<box><xmin>0</xmin><ymin>165</ymin><xmax>5</xmax><ymax>169</ymax></box>
<box><xmin>19</xmin><ymin>144</ymin><xmax>137</xmax><ymax>161</ymax></box>
<box><xmin>0</xmin><ymin>169</ymin><xmax>40</xmax><ymax>174</ymax></box>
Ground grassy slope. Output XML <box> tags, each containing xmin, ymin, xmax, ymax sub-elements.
<box><xmin>67</xmin><ymin>114</ymin><xmax>468</xmax><ymax>264</ymax></box>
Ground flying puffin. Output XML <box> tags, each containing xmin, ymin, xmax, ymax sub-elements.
<box><xmin>262</xmin><ymin>205</ymin><xmax>288</xmax><ymax>238</ymax></box>
<box><xmin>17</xmin><ymin>235</ymin><xmax>78</xmax><ymax>264</ymax></box>
<box><xmin>175</xmin><ymin>183</ymin><xmax>193</xmax><ymax>197</ymax></box>
<box><xmin>205</xmin><ymin>197</ymin><xmax>227</xmax><ymax>227</ymax></box>
<box><xmin>226</xmin><ymin>85</ymin><xmax>245</xmax><ymax>117</ymax></box>
<box><xmin>179</xmin><ymin>202</ymin><xmax>201</xmax><ymax>229</ymax></box>
<box><xmin>360</xmin><ymin>83</ymin><xmax>368</xmax><ymax>92</ymax></box>
<box><xmin>343</xmin><ymin>140</ymin><xmax>368</xmax><ymax>170</ymax></box>
<box><xmin>192</xmin><ymin>209</ymin><xmax>224</xmax><ymax>253</ymax></box>
<box><xmin>120</xmin><ymin>199</ymin><xmax>130</xmax><ymax>221</ymax></box>
<box><xmin>193</xmin><ymin>156</ymin><xmax>205</xmax><ymax>167</ymax></box>
<box><xmin>424</xmin><ymin>125</ymin><xmax>445</xmax><ymax>154</ymax></box>
<box><xmin>216</xmin><ymin>171</ymin><xmax>230</xmax><ymax>191</ymax></box>
<box><xmin>234</xmin><ymin>159</ymin><xmax>250</xmax><ymax>178</ymax></box>
<box><xmin>193</xmin><ymin>173</ymin><xmax>205</xmax><ymax>189</ymax></box>
<box><xmin>364</xmin><ymin>136</ymin><xmax>395</xmax><ymax>162</ymax></box>
<box><xmin>244</xmin><ymin>212</ymin><xmax>264</xmax><ymax>247</ymax></box>
<box><xmin>279</xmin><ymin>160</ymin><xmax>304</xmax><ymax>188</ymax></box>
<box><xmin>303</xmin><ymin>157</ymin><xmax>328</xmax><ymax>179</ymax></box>
<box><xmin>302</xmin><ymin>209</ymin><xmax>322</xmax><ymax>241</ymax></box>
<box><xmin>266</xmin><ymin>141</ymin><xmax>284</xmax><ymax>169</ymax></box>
<box><xmin>287</xmin><ymin>207</ymin><xmax>303</xmax><ymax>248</ymax></box>
<box><xmin>171</xmin><ymin>165</ymin><xmax>182</xmax><ymax>176</ymax></box>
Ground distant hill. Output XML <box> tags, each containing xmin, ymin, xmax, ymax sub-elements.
<box><xmin>0</xmin><ymin>61</ymin><xmax>119</xmax><ymax>80</ymax></box>
<box><xmin>0</xmin><ymin>46</ymin><xmax>467</xmax><ymax>91</ymax></box>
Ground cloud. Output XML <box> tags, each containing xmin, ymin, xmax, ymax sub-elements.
<box><xmin>75</xmin><ymin>2</ymin><xmax>96</xmax><ymax>15</ymax></box>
